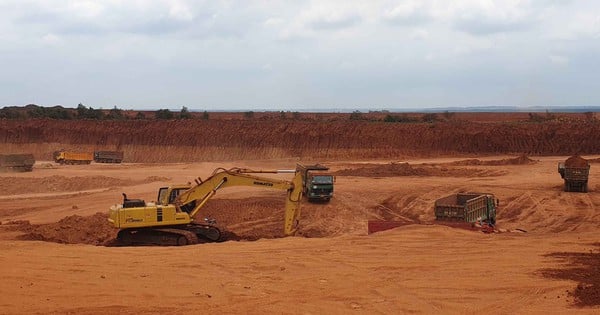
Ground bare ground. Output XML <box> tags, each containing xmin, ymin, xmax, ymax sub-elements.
<box><xmin>0</xmin><ymin>155</ymin><xmax>599</xmax><ymax>314</ymax></box>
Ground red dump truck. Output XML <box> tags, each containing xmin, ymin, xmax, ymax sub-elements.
<box><xmin>0</xmin><ymin>154</ymin><xmax>35</xmax><ymax>172</ymax></box>
<box><xmin>434</xmin><ymin>193</ymin><xmax>497</xmax><ymax>224</ymax></box>
<box><xmin>94</xmin><ymin>151</ymin><xmax>124</xmax><ymax>163</ymax></box>
<box><xmin>558</xmin><ymin>155</ymin><xmax>590</xmax><ymax>193</ymax></box>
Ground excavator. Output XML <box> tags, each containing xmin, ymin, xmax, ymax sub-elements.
<box><xmin>108</xmin><ymin>167</ymin><xmax>303</xmax><ymax>246</ymax></box>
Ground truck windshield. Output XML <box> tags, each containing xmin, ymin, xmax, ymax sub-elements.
<box><xmin>312</xmin><ymin>175</ymin><xmax>333</xmax><ymax>184</ymax></box>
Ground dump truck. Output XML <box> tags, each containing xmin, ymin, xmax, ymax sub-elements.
<box><xmin>0</xmin><ymin>154</ymin><xmax>35</xmax><ymax>172</ymax></box>
<box><xmin>434</xmin><ymin>193</ymin><xmax>497</xmax><ymax>224</ymax></box>
<box><xmin>53</xmin><ymin>150</ymin><xmax>93</xmax><ymax>165</ymax></box>
<box><xmin>296</xmin><ymin>163</ymin><xmax>334</xmax><ymax>202</ymax></box>
<box><xmin>94</xmin><ymin>151</ymin><xmax>124</xmax><ymax>163</ymax></box>
<box><xmin>558</xmin><ymin>155</ymin><xmax>590</xmax><ymax>192</ymax></box>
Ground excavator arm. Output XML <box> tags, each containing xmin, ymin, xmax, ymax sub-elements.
<box><xmin>174</xmin><ymin>168</ymin><xmax>304</xmax><ymax>236</ymax></box>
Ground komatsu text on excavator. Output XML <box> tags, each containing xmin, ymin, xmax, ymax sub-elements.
<box><xmin>108</xmin><ymin>167</ymin><xmax>303</xmax><ymax>246</ymax></box>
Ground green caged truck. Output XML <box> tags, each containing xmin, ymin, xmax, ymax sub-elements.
<box><xmin>434</xmin><ymin>193</ymin><xmax>498</xmax><ymax>224</ymax></box>
<box><xmin>296</xmin><ymin>163</ymin><xmax>335</xmax><ymax>202</ymax></box>
<box><xmin>558</xmin><ymin>155</ymin><xmax>590</xmax><ymax>193</ymax></box>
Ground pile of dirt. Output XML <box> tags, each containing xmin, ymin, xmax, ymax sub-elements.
<box><xmin>565</xmin><ymin>155</ymin><xmax>589</xmax><ymax>167</ymax></box>
<box><xmin>0</xmin><ymin>176</ymin><xmax>165</xmax><ymax>196</ymax></box>
<box><xmin>334</xmin><ymin>162</ymin><xmax>506</xmax><ymax>177</ymax></box>
<box><xmin>448</xmin><ymin>155</ymin><xmax>537</xmax><ymax>166</ymax></box>
<box><xmin>540</xmin><ymin>243</ymin><xmax>600</xmax><ymax>307</ymax></box>
<box><xmin>16</xmin><ymin>212</ymin><xmax>117</xmax><ymax>246</ymax></box>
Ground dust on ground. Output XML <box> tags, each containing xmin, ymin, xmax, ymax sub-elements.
<box><xmin>540</xmin><ymin>243</ymin><xmax>600</xmax><ymax>306</ymax></box>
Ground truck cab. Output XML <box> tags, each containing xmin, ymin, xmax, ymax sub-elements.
<box><xmin>296</xmin><ymin>163</ymin><xmax>335</xmax><ymax>202</ymax></box>
<box><xmin>304</xmin><ymin>172</ymin><xmax>334</xmax><ymax>202</ymax></box>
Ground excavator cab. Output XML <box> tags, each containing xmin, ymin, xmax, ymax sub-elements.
<box><xmin>157</xmin><ymin>185</ymin><xmax>192</xmax><ymax>205</ymax></box>
<box><xmin>157</xmin><ymin>185</ymin><xmax>195</xmax><ymax>212</ymax></box>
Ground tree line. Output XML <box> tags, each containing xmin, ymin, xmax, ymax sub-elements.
<box><xmin>0</xmin><ymin>104</ymin><xmax>209</xmax><ymax>120</ymax></box>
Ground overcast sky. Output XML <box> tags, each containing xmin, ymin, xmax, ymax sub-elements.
<box><xmin>1</xmin><ymin>0</ymin><xmax>599</xmax><ymax>111</ymax></box>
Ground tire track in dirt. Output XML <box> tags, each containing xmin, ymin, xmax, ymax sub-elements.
<box><xmin>499</xmin><ymin>188</ymin><xmax>599</xmax><ymax>233</ymax></box>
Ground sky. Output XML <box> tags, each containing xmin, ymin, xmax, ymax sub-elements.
<box><xmin>1</xmin><ymin>0</ymin><xmax>599</xmax><ymax>111</ymax></box>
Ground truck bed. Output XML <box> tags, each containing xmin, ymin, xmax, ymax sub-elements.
<box><xmin>434</xmin><ymin>193</ymin><xmax>495</xmax><ymax>223</ymax></box>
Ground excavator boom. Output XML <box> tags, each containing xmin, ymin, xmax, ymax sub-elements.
<box><xmin>176</xmin><ymin>167</ymin><xmax>303</xmax><ymax>235</ymax></box>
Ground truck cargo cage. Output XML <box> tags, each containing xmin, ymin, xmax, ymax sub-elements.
<box><xmin>94</xmin><ymin>151</ymin><xmax>124</xmax><ymax>163</ymax></box>
<box><xmin>434</xmin><ymin>193</ymin><xmax>497</xmax><ymax>224</ymax></box>
<box><xmin>0</xmin><ymin>154</ymin><xmax>35</xmax><ymax>172</ymax></box>
<box><xmin>558</xmin><ymin>155</ymin><xmax>590</xmax><ymax>193</ymax></box>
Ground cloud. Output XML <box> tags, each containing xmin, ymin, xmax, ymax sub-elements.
<box><xmin>383</xmin><ymin>1</ymin><xmax>431</xmax><ymax>26</ymax></box>
<box><xmin>448</xmin><ymin>1</ymin><xmax>535</xmax><ymax>36</ymax></box>
<box><xmin>1</xmin><ymin>1</ymin><xmax>600</xmax><ymax>109</ymax></box>
<box><xmin>549</xmin><ymin>54</ymin><xmax>569</xmax><ymax>65</ymax></box>
<box><xmin>453</xmin><ymin>18</ymin><xmax>531</xmax><ymax>35</ymax></box>
<box><xmin>309</xmin><ymin>14</ymin><xmax>361</xmax><ymax>30</ymax></box>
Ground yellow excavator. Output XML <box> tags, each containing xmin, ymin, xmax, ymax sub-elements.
<box><xmin>108</xmin><ymin>167</ymin><xmax>303</xmax><ymax>246</ymax></box>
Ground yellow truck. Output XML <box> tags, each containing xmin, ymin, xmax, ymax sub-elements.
<box><xmin>53</xmin><ymin>150</ymin><xmax>93</xmax><ymax>165</ymax></box>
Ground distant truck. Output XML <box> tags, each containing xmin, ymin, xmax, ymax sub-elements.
<box><xmin>94</xmin><ymin>151</ymin><xmax>124</xmax><ymax>163</ymax></box>
<box><xmin>0</xmin><ymin>154</ymin><xmax>35</xmax><ymax>172</ymax></box>
<box><xmin>434</xmin><ymin>193</ymin><xmax>497</xmax><ymax>224</ymax></box>
<box><xmin>558</xmin><ymin>155</ymin><xmax>590</xmax><ymax>193</ymax></box>
<box><xmin>296</xmin><ymin>163</ymin><xmax>334</xmax><ymax>202</ymax></box>
<box><xmin>53</xmin><ymin>150</ymin><xmax>93</xmax><ymax>165</ymax></box>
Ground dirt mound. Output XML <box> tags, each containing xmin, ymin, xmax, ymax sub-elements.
<box><xmin>565</xmin><ymin>155</ymin><xmax>589</xmax><ymax>167</ymax></box>
<box><xmin>540</xmin><ymin>243</ymin><xmax>600</xmax><ymax>307</ymax></box>
<box><xmin>16</xmin><ymin>212</ymin><xmax>117</xmax><ymax>245</ymax></box>
<box><xmin>448</xmin><ymin>155</ymin><xmax>537</xmax><ymax>166</ymax></box>
<box><xmin>334</xmin><ymin>162</ymin><xmax>506</xmax><ymax>177</ymax></box>
<box><xmin>0</xmin><ymin>175</ymin><xmax>164</xmax><ymax>196</ymax></box>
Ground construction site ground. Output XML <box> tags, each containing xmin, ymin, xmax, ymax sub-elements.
<box><xmin>0</xmin><ymin>156</ymin><xmax>599</xmax><ymax>314</ymax></box>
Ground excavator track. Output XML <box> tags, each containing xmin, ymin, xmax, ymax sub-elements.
<box><xmin>189</xmin><ymin>224</ymin><xmax>222</xmax><ymax>242</ymax></box>
<box><xmin>115</xmin><ymin>225</ymin><xmax>222</xmax><ymax>246</ymax></box>
<box><xmin>155</xmin><ymin>228</ymin><xmax>200</xmax><ymax>246</ymax></box>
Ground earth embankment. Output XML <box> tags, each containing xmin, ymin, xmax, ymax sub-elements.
<box><xmin>1</xmin><ymin>119</ymin><xmax>599</xmax><ymax>162</ymax></box>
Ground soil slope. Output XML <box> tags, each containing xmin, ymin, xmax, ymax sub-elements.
<box><xmin>1</xmin><ymin>119</ymin><xmax>599</xmax><ymax>162</ymax></box>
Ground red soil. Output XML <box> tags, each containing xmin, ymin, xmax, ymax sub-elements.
<box><xmin>1</xmin><ymin>119</ymin><xmax>600</xmax><ymax>162</ymax></box>
<box><xmin>12</xmin><ymin>213</ymin><xmax>117</xmax><ymax>246</ymax></box>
